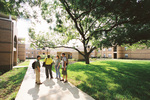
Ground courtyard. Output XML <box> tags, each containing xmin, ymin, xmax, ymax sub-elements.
<box><xmin>0</xmin><ymin>59</ymin><xmax>150</xmax><ymax>100</ymax></box>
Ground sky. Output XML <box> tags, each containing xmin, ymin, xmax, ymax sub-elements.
<box><xmin>17</xmin><ymin>18</ymin><xmax>30</xmax><ymax>43</ymax></box>
<box><xmin>17</xmin><ymin>18</ymin><xmax>51</xmax><ymax>44</ymax></box>
<box><xmin>17</xmin><ymin>1</ymin><xmax>83</xmax><ymax>47</ymax></box>
<box><xmin>17</xmin><ymin>18</ymin><xmax>83</xmax><ymax>47</ymax></box>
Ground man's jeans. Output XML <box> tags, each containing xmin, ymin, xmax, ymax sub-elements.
<box><xmin>55</xmin><ymin>65</ymin><xmax>60</xmax><ymax>78</ymax></box>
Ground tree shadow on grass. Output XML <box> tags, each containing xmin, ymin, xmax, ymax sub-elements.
<box><xmin>0</xmin><ymin>67</ymin><xmax>27</xmax><ymax>99</ymax></box>
<box><xmin>68</xmin><ymin>61</ymin><xmax>150</xmax><ymax>100</ymax></box>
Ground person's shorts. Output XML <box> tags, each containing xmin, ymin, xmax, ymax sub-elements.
<box><xmin>62</xmin><ymin>68</ymin><xmax>67</xmax><ymax>75</ymax></box>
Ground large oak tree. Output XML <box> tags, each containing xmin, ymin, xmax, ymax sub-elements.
<box><xmin>37</xmin><ymin>0</ymin><xmax>150</xmax><ymax>64</ymax></box>
<box><xmin>1</xmin><ymin>0</ymin><xmax>150</xmax><ymax>64</ymax></box>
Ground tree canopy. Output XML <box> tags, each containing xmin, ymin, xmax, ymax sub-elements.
<box><xmin>1</xmin><ymin>0</ymin><xmax>150</xmax><ymax>64</ymax></box>
<box><xmin>29</xmin><ymin>0</ymin><xmax>150</xmax><ymax>64</ymax></box>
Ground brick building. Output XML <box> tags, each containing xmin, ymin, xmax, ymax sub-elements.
<box><xmin>25</xmin><ymin>44</ymin><xmax>51</xmax><ymax>59</ymax></box>
<box><xmin>25</xmin><ymin>45</ymin><xmax>85</xmax><ymax>60</ymax></box>
<box><xmin>18</xmin><ymin>38</ymin><xmax>26</xmax><ymax>61</ymax></box>
<box><xmin>99</xmin><ymin>46</ymin><xmax>150</xmax><ymax>59</ymax></box>
<box><xmin>0</xmin><ymin>14</ymin><xmax>18</xmax><ymax>71</ymax></box>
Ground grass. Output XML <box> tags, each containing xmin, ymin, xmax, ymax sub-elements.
<box><xmin>17</xmin><ymin>60</ymin><xmax>30</xmax><ymax>66</ymax></box>
<box><xmin>0</xmin><ymin>67</ymin><xmax>27</xmax><ymax>100</ymax></box>
<box><xmin>66</xmin><ymin>59</ymin><xmax>150</xmax><ymax>100</ymax></box>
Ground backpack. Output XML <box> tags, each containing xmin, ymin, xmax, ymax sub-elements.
<box><xmin>32</xmin><ymin>61</ymin><xmax>36</xmax><ymax>69</ymax></box>
<box><xmin>66</xmin><ymin>57</ymin><xmax>69</xmax><ymax>66</ymax></box>
<box><xmin>42</xmin><ymin>58</ymin><xmax>47</xmax><ymax>67</ymax></box>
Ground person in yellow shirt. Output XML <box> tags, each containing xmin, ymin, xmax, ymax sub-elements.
<box><xmin>44</xmin><ymin>55</ymin><xmax>53</xmax><ymax>79</ymax></box>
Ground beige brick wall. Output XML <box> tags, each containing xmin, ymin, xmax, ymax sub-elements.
<box><xmin>18</xmin><ymin>44</ymin><xmax>26</xmax><ymax>61</ymax></box>
<box><xmin>0</xmin><ymin>20</ymin><xmax>11</xmax><ymax>29</ymax></box>
<box><xmin>0</xmin><ymin>17</ymin><xmax>17</xmax><ymax>70</ymax></box>
<box><xmin>72</xmin><ymin>52</ymin><xmax>84</xmax><ymax>60</ymax></box>
<box><xmin>0</xmin><ymin>30</ymin><xmax>11</xmax><ymax>42</ymax></box>
<box><xmin>118</xmin><ymin>46</ymin><xmax>150</xmax><ymax>59</ymax></box>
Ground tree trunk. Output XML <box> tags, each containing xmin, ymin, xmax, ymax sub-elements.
<box><xmin>85</xmin><ymin>55</ymin><xmax>90</xmax><ymax>64</ymax></box>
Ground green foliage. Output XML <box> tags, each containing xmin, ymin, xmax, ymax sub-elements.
<box><xmin>28</xmin><ymin>0</ymin><xmax>150</xmax><ymax>64</ymax></box>
<box><xmin>28</xmin><ymin>28</ymin><xmax>55</xmax><ymax>48</ymax></box>
<box><xmin>40</xmin><ymin>55</ymin><xmax>47</xmax><ymax>59</ymax></box>
<box><xmin>0</xmin><ymin>67</ymin><xmax>27</xmax><ymax>100</ymax></box>
<box><xmin>67</xmin><ymin>60</ymin><xmax>150</xmax><ymax>100</ymax></box>
<box><xmin>0</xmin><ymin>0</ymin><xmax>21</xmax><ymax>16</ymax></box>
<box><xmin>64</xmin><ymin>0</ymin><xmax>150</xmax><ymax>48</ymax></box>
<box><xmin>122</xmin><ymin>40</ymin><xmax>150</xmax><ymax>50</ymax></box>
<box><xmin>17</xmin><ymin>58</ymin><xmax>20</xmax><ymax>64</ymax></box>
<box><xmin>0</xmin><ymin>0</ymin><xmax>42</xmax><ymax>17</ymax></box>
<box><xmin>17</xmin><ymin>60</ymin><xmax>30</xmax><ymax>66</ymax></box>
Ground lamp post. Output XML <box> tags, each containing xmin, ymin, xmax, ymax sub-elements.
<box><xmin>47</xmin><ymin>49</ymin><xmax>48</xmax><ymax>55</ymax></box>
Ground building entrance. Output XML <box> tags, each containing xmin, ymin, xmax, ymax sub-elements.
<box><xmin>114</xmin><ymin>53</ymin><xmax>117</xmax><ymax>59</ymax></box>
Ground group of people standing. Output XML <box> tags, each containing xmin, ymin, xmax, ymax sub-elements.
<box><xmin>34</xmin><ymin>53</ymin><xmax>68</xmax><ymax>85</ymax></box>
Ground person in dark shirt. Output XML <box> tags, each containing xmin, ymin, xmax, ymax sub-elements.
<box><xmin>35</xmin><ymin>55</ymin><xmax>42</xmax><ymax>85</ymax></box>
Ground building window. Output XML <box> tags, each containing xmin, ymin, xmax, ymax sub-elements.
<box><xmin>125</xmin><ymin>54</ymin><xmax>128</xmax><ymax>57</ymax></box>
<box><xmin>108</xmin><ymin>48</ymin><xmax>112</xmax><ymax>51</ymax></box>
<box><xmin>114</xmin><ymin>46</ymin><xmax>117</xmax><ymax>52</ymax></box>
<box><xmin>42</xmin><ymin>47</ymin><xmax>45</xmax><ymax>50</ymax></box>
<box><xmin>103</xmin><ymin>48</ymin><xmax>105</xmax><ymax>51</ymax></box>
<box><xmin>125</xmin><ymin>47</ymin><xmax>128</xmax><ymax>50</ymax></box>
<box><xmin>91</xmin><ymin>55</ymin><xmax>94</xmax><ymax>57</ymax></box>
<box><xmin>108</xmin><ymin>54</ymin><xmax>112</xmax><ymax>58</ymax></box>
<box><xmin>104</xmin><ymin>54</ymin><xmax>106</xmax><ymax>57</ymax></box>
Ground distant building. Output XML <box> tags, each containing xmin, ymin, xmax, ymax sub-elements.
<box><xmin>25</xmin><ymin>45</ymin><xmax>85</xmax><ymax>60</ymax></box>
<box><xmin>0</xmin><ymin>14</ymin><xmax>18</xmax><ymax>71</ymax></box>
<box><xmin>100</xmin><ymin>46</ymin><xmax>150</xmax><ymax>59</ymax></box>
<box><xmin>25</xmin><ymin>44</ymin><xmax>51</xmax><ymax>59</ymax></box>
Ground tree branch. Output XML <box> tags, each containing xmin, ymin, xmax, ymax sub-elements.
<box><xmin>60</xmin><ymin>0</ymin><xmax>85</xmax><ymax>40</ymax></box>
<box><xmin>88</xmin><ymin>46</ymin><xmax>97</xmax><ymax>54</ymax></box>
<box><xmin>75</xmin><ymin>0</ymin><xmax>98</xmax><ymax>20</ymax></box>
<box><xmin>85</xmin><ymin>18</ymin><xmax>97</xmax><ymax>35</ymax></box>
<box><xmin>60</xmin><ymin>0</ymin><xmax>75</xmax><ymax>21</ymax></box>
<box><xmin>49</xmin><ymin>46</ymin><xmax>85</xmax><ymax>57</ymax></box>
<box><xmin>86</xmin><ymin>20</ymin><xmax>133</xmax><ymax>44</ymax></box>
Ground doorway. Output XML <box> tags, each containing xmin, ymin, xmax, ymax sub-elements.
<box><xmin>114</xmin><ymin>53</ymin><xmax>117</xmax><ymax>59</ymax></box>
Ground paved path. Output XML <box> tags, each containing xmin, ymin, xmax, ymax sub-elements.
<box><xmin>15</xmin><ymin>60</ymin><xmax>94</xmax><ymax>100</ymax></box>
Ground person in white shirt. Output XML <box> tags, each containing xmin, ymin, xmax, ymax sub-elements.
<box><xmin>60</xmin><ymin>53</ymin><xmax>68</xmax><ymax>83</ymax></box>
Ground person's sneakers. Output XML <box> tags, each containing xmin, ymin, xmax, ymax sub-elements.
<box><xmin>55</xmin><ymin>77</ymin><xmax>58</xmax><ymax>79</ymax></box>
<box><xmin>64</xmin><ymin>80</ymin><xmax>68</xmax><ymax>83</ymax></box>
<box><xmin>60</xmin><ymin>79</ymin><xmax>64</xmax><ymax>81</ymax></box>
<box><xmin>50</xmin><ymin>77</ymin><xmax>53</xmax><ymax>79</ymax></box>
<box><xmin>46</xmin><ymin>77</ymin><xmax>49</xmax><ymax>79</ymax></box>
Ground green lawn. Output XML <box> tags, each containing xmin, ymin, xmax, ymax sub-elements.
<box><xmin>17</xmin><ymin>60</ymin><xmax>30</xmax><ymax>66</ymax></box>
<box><xmin>0</xmin><ymin>67</ymin><xmax>27</xmax><ymax>100</ymax></box>
<box><xmin>66</xmin><ymin>60</ymin><xmax>150</xmax><ymax>100</ymax></box>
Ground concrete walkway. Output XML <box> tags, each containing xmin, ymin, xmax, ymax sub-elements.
<box><xmin>15</xmin><ymin>60</ymin><xmax>94</xmax><ymax>100</ymax></box>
